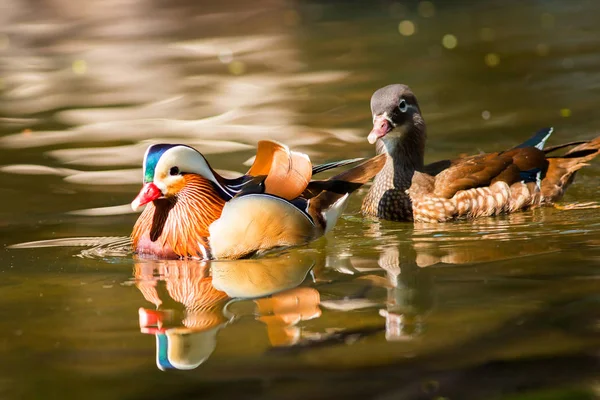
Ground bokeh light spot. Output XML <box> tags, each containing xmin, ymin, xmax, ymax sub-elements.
<box><xmin>560</xmin><ymin>108</ymin><xmax>571</xmax><ymax>118</ymax></box>
<box><xmin>72</xmin><ymin>60</ymin><xmax>87</xmax><ymax>75</ymax></box>
<box><xmin>481</xmin><ymin>110</ymin><xmax>491</xmax><ymax>120</ymax></box>
<box><xmin>484</xmin><ymin>53</ymin><xmax>500</xmax><ymax>67</ymax></box>
<box><xmin>398</xmin><ymin>20</ymin><xmax>416</xmax><ymax>36</ymax></box>
<box><xmin>228</xmin><ymin>61</ymin><xmax>246</xmax><ymax>75</ymax></box>
<box><xmin>442</xmin><ymin>34</ymin><xmax>457</xmax><ymax>49</ymax></box>
<box><xmin>218</xmin><ymin>49</ymin><xmax>233</xmax><ymax>64</ymax></box>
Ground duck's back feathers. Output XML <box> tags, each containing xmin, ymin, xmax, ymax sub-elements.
<box><xmin>209</xmin><ymin>154</ymin><xmax>386</xmax><ymax>259</ymax></box>
<box><xmin>421</xmin><ymin>127</ymin><xmax>554</xmax><ymax>180</ymax></box>
<box><xmin>431</xmin><ymin>147</ymin><xmax>548</xmax><ymax>199</ymax></box>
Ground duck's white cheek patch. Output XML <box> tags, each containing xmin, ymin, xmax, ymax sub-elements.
<box><xmin>154</xmin><ymin>181</ymin><xmax>168</xmax><ymax>193</ymax></box>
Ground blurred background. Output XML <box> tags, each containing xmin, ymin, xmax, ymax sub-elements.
<box><xmin>1</xmin><ymin>1</ymin><xmax>599</xmax><ymax>399</ymax></box>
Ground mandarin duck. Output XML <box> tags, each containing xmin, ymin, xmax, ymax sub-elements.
<box><xmin>361</xmin><ymin>84</ymin><xmax>600</xmax><ymax>222</ymax></box>
<box><xmin>131</xmin><ymin>140</ymin><xmax>385</xmax><ymax>259</ymax></box>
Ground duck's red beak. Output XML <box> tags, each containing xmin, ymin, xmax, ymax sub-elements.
<box><xmin>138</xmin><ymin>308</ymin><xmax>176</xmax><ymax>334</ymax></box>
<box><xmin>368</xmin><ymin>115</ymin><xmax>393</xmax><ymax>144</ymax></box>
<box><xmin>132</xmin><ymin>182</ymin><xmax>162</xmax><ymax>211</ymax></box>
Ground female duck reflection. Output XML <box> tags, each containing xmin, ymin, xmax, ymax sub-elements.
<box><xmin>134</xmin><ymin>251</ymin><xmax>320</xmax><ymax>370</ymax></box>
<box><xmin>325</xmin><ymin>212</ymin><xmax>559</xmax><ymax>341</ymax></box>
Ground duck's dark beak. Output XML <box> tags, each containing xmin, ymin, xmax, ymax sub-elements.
<box><xmin>368</xmin><ymin>115</ymin><xmax>393</xmax><ymax>144</ymax></box>
<box><xmin>132</xmin><ymin>182</ymin><xmax>163</xmax><ymax>211</ymax></box>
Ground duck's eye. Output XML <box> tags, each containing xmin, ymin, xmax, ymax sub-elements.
<box><xmin>169</xmin><ymin>166</ymin><xmax>180</xmax><ymax>176</ymax></box>
<box><xmin>398</xmin><ymin>99</ymin><xmax>408</xmax><ymax>113</ymax></box>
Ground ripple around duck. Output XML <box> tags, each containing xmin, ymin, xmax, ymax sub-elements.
<box><xmin>334</xmin><ymin>202</ymin><xmax>600</xmax><ymax>269</ymax></box>
<box><xmin>8</xmin><ymin>236</ymin><xmax>133</xmax><ymax>259</ymax></box>
<box><xmin>409</xmin><ymin>204</ymin><xmax>599</xmax><ymax>238</ymax></box>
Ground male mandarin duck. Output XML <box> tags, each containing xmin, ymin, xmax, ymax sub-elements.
<box><xmin>361</xmin><ymin>84</ymin><xmax>600</xmax><ymax>222</ymax></box>
<box><xmin>131</xmin><ymin>140</ymin><xmax>385</xmax><ymax>259</ymax></box>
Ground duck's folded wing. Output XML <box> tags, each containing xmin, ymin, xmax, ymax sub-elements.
<box><xmin>423</xmin><ymin>159</ymin><xmax>452</xmax><ymax>176</ymax></box>
<box><xmin>424</xmin><ymin>128</ymin><xmax>554</xmax><ymax>178</ymax></box>
<box><xmin>247</xmin><ymin>140</ymin><xmax>312</xmax><ymax>200</ymax></box>
<box><xmin>208</xmin><ymin>194</ymin><xmax>316</xmax><ymax>260</ymax></box>
<box><xmin>432</xmin><ymin>148</ymin><xmax>548</xmax><ymax>198</ymax></box>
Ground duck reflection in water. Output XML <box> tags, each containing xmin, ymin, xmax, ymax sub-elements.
<box><xmin>134</xmin><ymin>251</ymin><xmax>320</xmax><ymax>370</ymax></box>
<box><xmin>326</xmin><ymin>213</ymin><xmax>562</xmax><ymax>341</ymax></box>
<box><xmin>132</xmin><ymin>212</ymin><xmax>559</xmax><ymax>369</ymax></box>
<box><xmin>375</xmin><ymin>246</ymin><xmax>434</xmax><ymax>341</ymax></box>
<box><xmin>135</xmin><ymin>260</ymin><xmax>230</xmax><ymax>370</ymax></box>
<box><xmin>211</xmin><ymin>252</ymin><xmax>321</xmax><ymax>347</ymax></box>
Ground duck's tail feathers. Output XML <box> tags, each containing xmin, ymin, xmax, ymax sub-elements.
<box><xmin>302</xmin><ymin>154</ymin><xmax>387</xmax><ymax>199</ymax></box>
<box><xmin>541</xmin><ymin>136</ymin><xmax>600</xmax><ymax>201</ymax></box>
<box><xmin>330</xmin><ymin>153</ymin><xmax>387</xmax><ymax>183</ymax></box>
<box><xmin>321</xmin><ymin>194</ymin><xmax>350</xmax><ymax>234</ymax></box>
<box><xmin>542</xmin><ymin>141</ymin><xmax>588</xmax><ymax>155</ymax></box>
<box><xmin>514</xmin><ymin>127</ymin><xmax>553</xmax><ymax>150</ymax></box>
<box><xmin>307</xmin><ymin>154</ymin><xmax>386</xmax><ymax>232</ymax></box>
<box><xmin>312</xmin><ymin>158</ymin><xmax>364</xmax><ymax>175</ymax></box>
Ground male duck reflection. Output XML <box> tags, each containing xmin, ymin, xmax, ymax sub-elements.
<box><xmin>362</xmin><ymin>84</ymin><xmax>600</xmax><ymax>222</ymax></box>
<box><xmin>135</xmin><ymin>254</ymin><xmax>320</xmax><ymax>370</ymax></box>
<box><xmin>131</xmin><ymin>140</ymin><xmax>385</xmax><ymax>259</ymax></box>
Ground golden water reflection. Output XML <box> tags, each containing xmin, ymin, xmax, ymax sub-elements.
<box><xmin>133</xmin><ymin>253</ymin><xmax>320</xmax><ymax>370</ymax></box>
<box><xmin>131</xmin><ymin>217</ymin><xmax>568</xmax><ymax>370</ymax></box>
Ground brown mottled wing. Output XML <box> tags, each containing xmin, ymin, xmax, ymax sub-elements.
<box><xmin>423</xmin><ymin>159</ymin><xmax>452</xmax><ymax>176</ymax></box>
<box><xmin>433</xmin><ymin>152</ymin><xmax>512</xmax><ymax>198</ymax></box>
<box><xmin>247</xmin><ymin>140</ymin><xmax>312</xmax><ymax>201</ymax></box>
<box><xmin>432</xmin><ymin>148</ymin><xmax>548</xmax><ymax>198</ymax></box>
<box><xmin>504</xmin><ymin>147</ymin><xmax>549</xmax><ymax>171</ymax></box>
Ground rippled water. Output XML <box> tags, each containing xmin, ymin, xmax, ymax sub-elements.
<box><xmin>1</xmin><ymin>0</ymin><xmax>600</xmax><ymax>399</ymax></box>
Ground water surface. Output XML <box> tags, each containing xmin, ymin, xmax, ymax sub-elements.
<box><xmin>1</xmin><ymin>0</ymin><xmax>599</xmax><ymax>399</ymax></box>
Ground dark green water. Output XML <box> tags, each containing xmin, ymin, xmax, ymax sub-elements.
<box><xmin>1</xmin><ymin>1</ymin><xmax>599</xmax><ymax>399</ymax></box>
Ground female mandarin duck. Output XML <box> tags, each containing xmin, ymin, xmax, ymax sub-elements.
<box><xmin>362</xmin><ymin>84</ymin><xmax>600</xmax><ymax>222</ymax></box>
<box><xmin>131</xmin><ymin>140</ymin><xmax>385</xmax><ymax>259</ymax></box>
